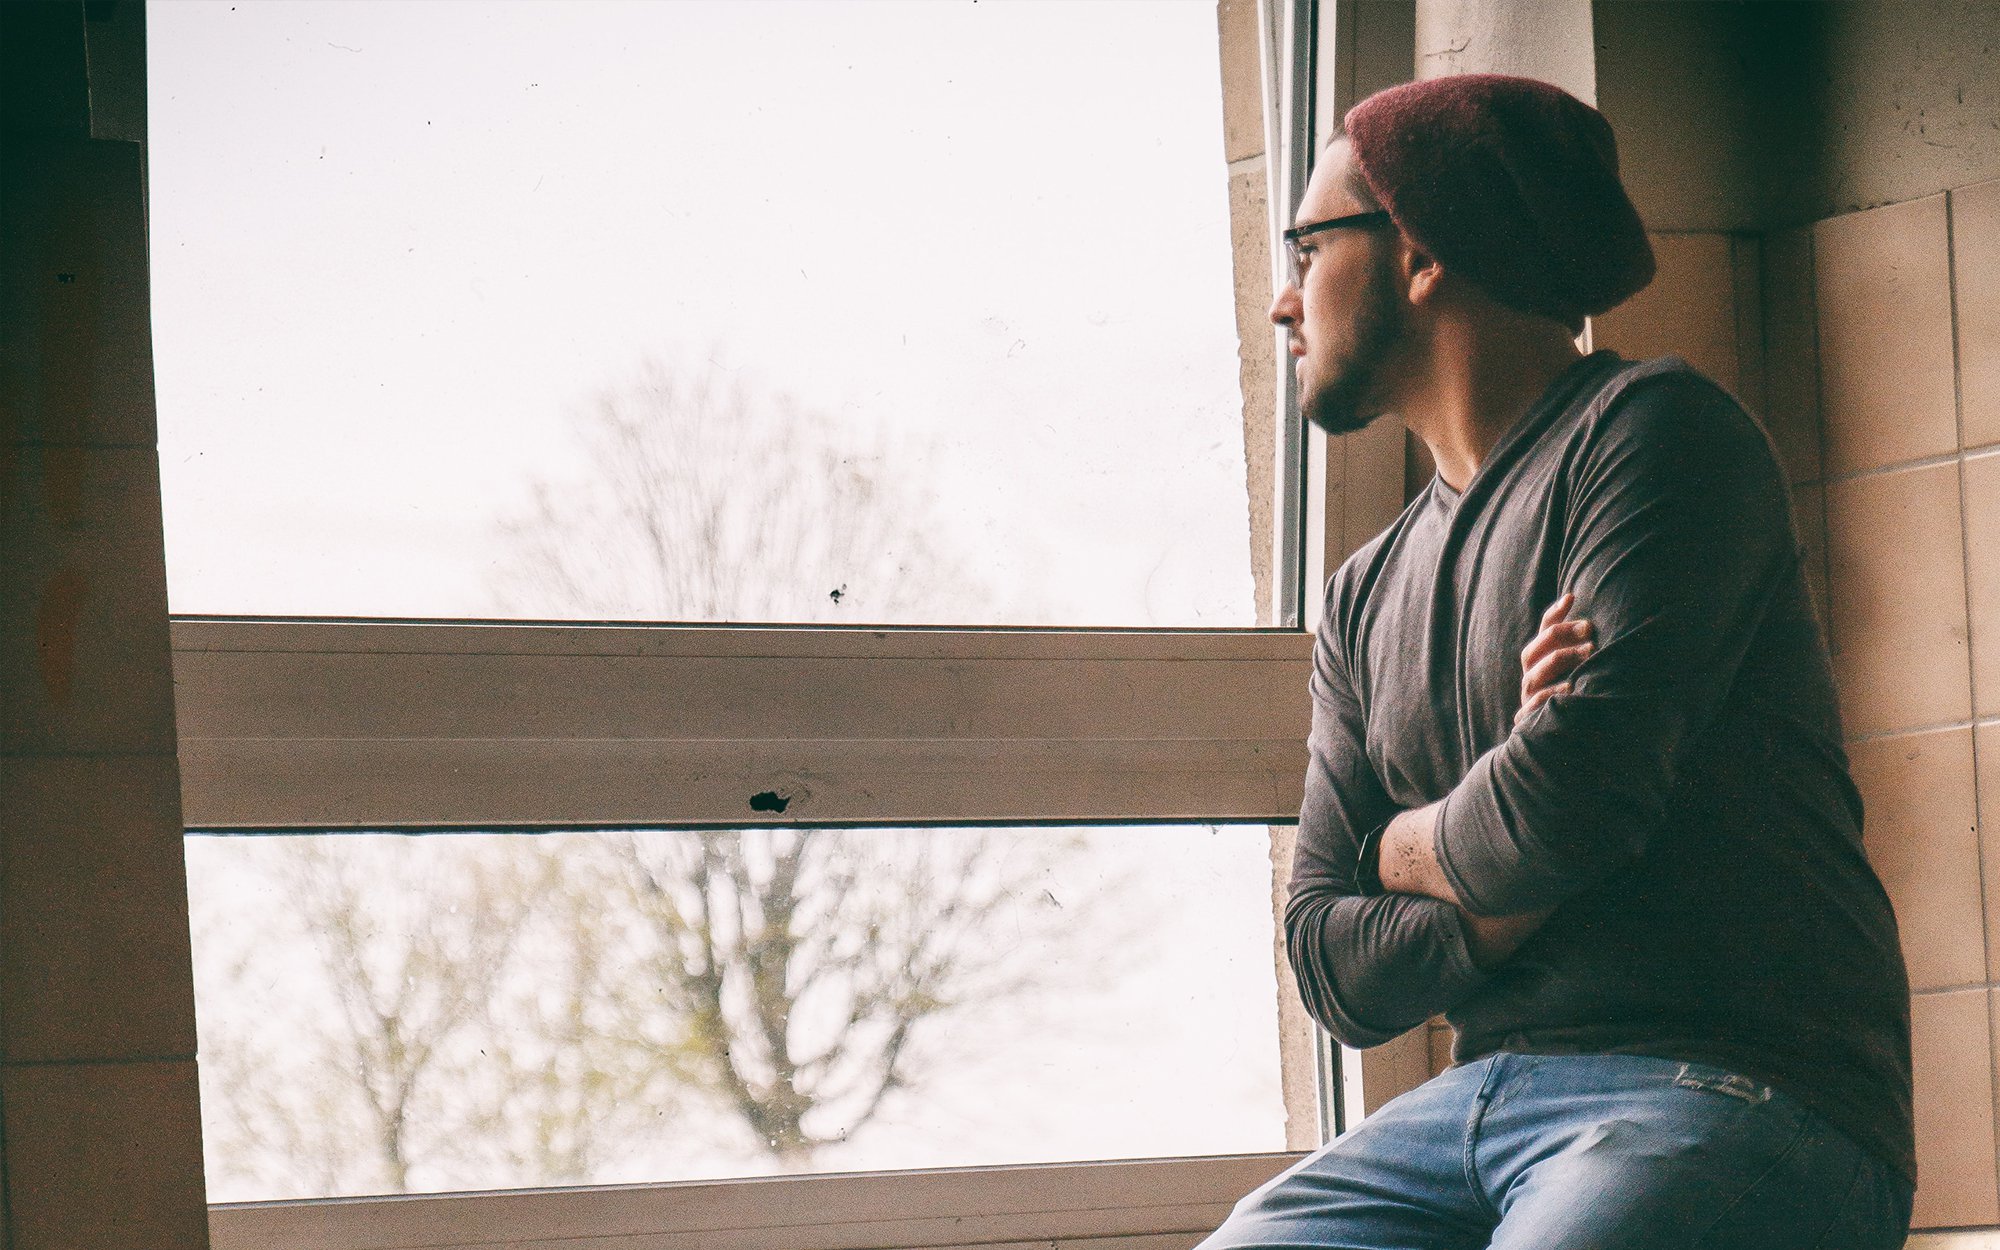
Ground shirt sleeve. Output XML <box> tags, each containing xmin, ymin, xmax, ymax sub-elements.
<box><xmin>1287</xmin><ymin>598</ymin><xmax>1489</xmax><ymax>1047</ymax></box>
<box><xmin>1434</xmin><ymin>372</ymin><xmax>1798</xmax><ymax>916</ymax></box>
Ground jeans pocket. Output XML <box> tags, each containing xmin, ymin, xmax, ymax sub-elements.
<box><xmin>1806</xmin><ymin>1151</ymin><xmax>1914</xmax><ymax>1250</ymax></box>
<box><xmin>1689</xmin><ymin>1112</ymin><xmax>1909</xmax><ymax>1250</ymax></box>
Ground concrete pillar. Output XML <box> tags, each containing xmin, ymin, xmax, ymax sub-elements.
<box><xmin>1</xmin><ymin>2</ymin><xmax>212</xmax><ymax>1246</ymax></box>
<box><xmin>1414</xmin><ymin>0</ymin><xmax>1595</xmax><ymax>103</ymax></box>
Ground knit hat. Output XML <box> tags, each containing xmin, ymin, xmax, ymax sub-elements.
<box><xmin>1343</xmin><ymin>74</ymin><xmax>1654</xmax><ymax>325</ymax></box>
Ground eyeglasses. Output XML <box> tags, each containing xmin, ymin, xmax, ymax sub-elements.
<box><xmin>1281</xmin><ymin>209</ymin><xmax>1393</xmax><ymax>285</ymax></box>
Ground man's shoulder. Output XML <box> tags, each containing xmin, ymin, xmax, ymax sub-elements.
<box><xmin>1563</xmin><ymin>354</ymin><xmax>1781</xmax><ymax>481</ymax></box>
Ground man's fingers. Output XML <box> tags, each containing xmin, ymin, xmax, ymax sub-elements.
<box><xmin>1516</xmin><ymin>594</ymin><xmax>1591</xmax><ymax>725</ymax></box>
<box><xmin>1538</xmin><ymin>592</ymin><xmax>1576</xmax><ymax>630</ymax></box>
<box><xmin>1513</xmin><ymin>681</ymin><xmax>1573</xmax><ymax>728</ymax></box>
<box><xmin>1519</xmin><ymin>617</ymin><xmax>1593</xmax><ymax>675</ymax></box>
<box><xmin>1521</xmin><ymin>643</ymin><xmax>1593</xmax><ymax>702</ymax></box>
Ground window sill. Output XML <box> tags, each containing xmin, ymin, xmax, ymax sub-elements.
<box><xmin>206</xmin><ymin>1152</ymin><xmax>1303</xmax><ymax>1250</ymax></box>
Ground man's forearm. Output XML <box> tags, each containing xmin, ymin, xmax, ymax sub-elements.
<box><xmin>1286</xmin><ymin>888</ymin><xmax>1491</xmax><ymax>1046</ymax></box>
<box><xmin>1377</xmin><ymin>802</ymin><xmax>1459</xmax><ymax>904</ymax></box>
<box><xmin>1377</xmin><ymin>801</ymin><xmax>1553</xmax><ymax>969</ymax></box>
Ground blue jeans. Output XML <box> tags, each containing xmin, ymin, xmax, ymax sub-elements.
<box><xmin>1202</xmin><ymin>1052</ymin><xmax>1912</xmax><ymax>1250</ymax></box>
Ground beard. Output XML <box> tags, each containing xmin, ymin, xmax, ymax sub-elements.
<box><xmin>1299</xmin><ymin>258</ymin><xmax>1404</xmax><ymax>436</ymax></box>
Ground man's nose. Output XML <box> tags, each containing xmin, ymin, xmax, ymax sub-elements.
<box><xmin>1269</xmin><ymin>281</ymin><xmax>1300</xmax><ymax>328</ymax></box>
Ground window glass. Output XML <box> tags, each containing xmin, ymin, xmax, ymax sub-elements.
<box><xmin>186</xmin><ymin>824</ymin><xmax>1288</xmax><ymax>1202</ymax></box>
<box><xmin>149</xmin><ymin>1</ymin><xmax>1258</xmax><ymax>626</ymax></box>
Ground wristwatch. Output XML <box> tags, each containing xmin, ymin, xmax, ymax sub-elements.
<box><xmin>1356</xmin><ymin>819</ymin><xmax>1390</xmax><ymax>897</ymax></box>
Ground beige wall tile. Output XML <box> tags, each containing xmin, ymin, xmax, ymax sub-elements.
<box><xmin>1849</xmin><ymin>729</ymin><xmax>1983</xmax><ymax>991</ymax></box>
<box><xmin>1730</xmin><ymin>235</ymin><xmax>1768</xmax><ymax>422</ymax></box>
<box><xmin>1590</xmin><ymin>233</ymin><xmax>1741</xmax><ymax>394</ymax></box>
<box><xmin>1322</xmin><ymin>415</ymin><xmax>1410</xmax><ymax>573</ymax></box>
<box><xmin>0</xmin><ymin>137</ymin><xmax>158</xmax><ymax>448</ymax></box>
<box><xmin>1229</xmin><ymin>163</ymin><xmax>1276</xmax><ymax>623</ymax></box>
<box><xmin>1356</xmin><ymin>1028</ymin><xmax>1432</xmax><ymax>1117</ymax></box>
<box><xmin>1794</xmin><ymin>483</ymin><xmax>1831</xmax><ymax>640</ymax></box>
<box><xmin>1976</xmin><ymin>724</ymin><xmax>2000</xmax><ymax>983</ymax></box>
<box><xmin>0</xmin><ymin>755</ymin><xmax>196</xmax><ymax>1063</ymax></box>
<box><xmin>1967</xmin><ymin>452</ymin><xmax>2000</xmax><ymax>717</ymax></box>
<box><xmin>1825</xmin><ymin>463</ymin><xmax>1970</xmax><ymax>737</ymax></box>
<box><xmin>1427</xmin><ymin>1022</ymin><xmax>1453</xmax><ymax>1078</ymax></box>
<box><xmin>0</xmin><ymin>445</ymin><xmax>175</xmax><ymax>756</ymax></box>
<box><xmin>1</xmin><ymin>1059</ymin><xmax>209</xmax><ymax>1249</ymax></box>
<box><xmin>1762</xmin><ymin>226</ymin><xmax>1823</xmax><ymax>484</ymax></box>
<box><xmin>1815</xmin><ymin>195</ymin><xmax>1957</xmax><ymax>476</ymax></box>
<box><xmin>1955</xmin><ymin>178</ymin><xmax>2000</xmax><ymax>450</ymax></box>
<box><xmin>1908</xmin><ymin>1233</ymin><xmax>2000</xmax><ymax>1249</ymax></box>
<box><xmin>1912</xmin><ymin>989</ymin><xmax>1999</xmax><ymax>1229</ymax></box>
<box><xmin>1216</xmin><ymin>0</ymin><xmax>1263</xmax><ymax>165</ymax></box>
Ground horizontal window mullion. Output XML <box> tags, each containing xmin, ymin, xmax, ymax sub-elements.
<box><xmin>172</xmin><ymin>621</ymin><xmax>1313</xmax><ymax>829</ymax></box>
<box><xmin>169</xmin><ymin>619</ymin><xmax>1312</xmax><ymax>661</ymax></box>
<box><xmin>178</xmin><ymin>736</ymin><xmax>1306</xmax><ymax>829</ymax></box>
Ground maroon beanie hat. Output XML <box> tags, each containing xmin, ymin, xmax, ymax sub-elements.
<box><xmin>1344</xmin><ymin>74</ymin><xmax>1654</xmax><ymax>325</ymax></box>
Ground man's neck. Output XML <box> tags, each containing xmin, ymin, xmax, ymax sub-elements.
<box><xmin>1402</xmin><ymin>326</ymin><xmax>1586</xmax><ymax>493</ymax></box>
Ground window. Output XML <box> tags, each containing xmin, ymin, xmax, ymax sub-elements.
<box><xmin>189</xmin><ymin>823</ymin><xmax>1286</xmax><ymax>1199</ymax></box>
<box><xmin>153</xmin><ymin>0</ymin><xmax>1353</xmax><ymax>1242</ymax></box>
<box><xmin>150</xmin><ymin>0</ymin><xmax>1259</xmax><ymax>628</ymax></box>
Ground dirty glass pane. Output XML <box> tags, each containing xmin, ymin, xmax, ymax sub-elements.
<box><xmin>185</xmin><ymin>824</ymin><xmax>1288</xmax><ymax>1202</ymax></box>
<box><xmin>148</xmin><ymin>2</ymin><xmax>1258</xmax><ymax>626</ymax></box>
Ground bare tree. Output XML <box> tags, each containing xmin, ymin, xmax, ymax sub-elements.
<box><xmin>609</xmin><ymin>827</ymin><xmax>1060</xmax><ymax>1167</ymax></box>
<box><xmin>192</xmin><ymin>357</ymin><xmax>1085</xmax><ymax>1196</ymax></box>
<box><xmin>493</xmin><ymin>355</ymin><xmax>982</xmax><ymax>624</ymax></box>
<box><xmin>191</xmin><ymin>834</ymin><xmax>674</xmax><ymax>1199</ymax></box>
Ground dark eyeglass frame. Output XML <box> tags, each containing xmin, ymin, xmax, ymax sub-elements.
<box><xmin>1281</xmin><ymin>209</ymin><xmax>1393</xmax><ymax>283</ymax></box>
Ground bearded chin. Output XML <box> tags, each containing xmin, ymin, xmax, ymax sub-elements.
<box><xmin>1302</xmin><ymin>372</ymin><xmax>1378</xmax><ymax>435</ymax></box>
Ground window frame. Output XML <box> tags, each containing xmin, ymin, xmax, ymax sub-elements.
<box><xmin>204</xmin><ymin>1153</ymin><xmax>1299</xmax><ymax>1250</ymax></box>
<box><xmin>167</xmin><ymin>0</ymin><xmax>1401</xmax><ymax>1241</ymax></box>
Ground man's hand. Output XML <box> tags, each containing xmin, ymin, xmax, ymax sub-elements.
<box><xmin>1516</xmin><ymin>592</ymin><xmax>1592</xmax><ymax>728</ymax></box>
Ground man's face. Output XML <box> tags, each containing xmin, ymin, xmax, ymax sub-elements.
<box><xmin>1269</xmin><ymin>144</ymin><xmax>1404</xmax><ymax>436</ymax></box>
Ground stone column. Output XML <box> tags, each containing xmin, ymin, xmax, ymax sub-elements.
<box><xmin>1415</xmin><ymin>0</ymin><xmax>1595</xmax><ymax>102</ymax></box>
<box><xmin>0</xmin><ymin>2</ymin><xmax>212</xmax><ymax>1246</ymax></box>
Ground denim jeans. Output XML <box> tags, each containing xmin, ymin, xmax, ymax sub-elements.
<box><xmin>1201</xmin><ymin>1052</ymin><xmax>1912</xmax><ymax>1250</ymax></box>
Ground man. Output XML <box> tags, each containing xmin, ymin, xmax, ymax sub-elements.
<box><xmin>1200</xmin><ymin>75</ymin><xmax>1914</xmax><ymax>1249</ymax></box>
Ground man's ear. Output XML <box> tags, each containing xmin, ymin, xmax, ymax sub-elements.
<box><xmin>1403</xmin><ymin>244</ymin><xmax>1446</xmax><ymax>307</ymax></box>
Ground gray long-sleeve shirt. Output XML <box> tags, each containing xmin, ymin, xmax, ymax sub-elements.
<box><xmin>1289</xmin><ymin>352</ymin><xmax>1914</xmax><ymax>1181</ymax></box>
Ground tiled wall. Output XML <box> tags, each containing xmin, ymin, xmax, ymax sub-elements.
<box><xmin>1810</xmin><ymin>180</ymin><xmax>2000</xmax><ymax>1231</ymax></box>
<box><xmin>1579</xmin><ymin>180</ymin><xmax>2000</xmax><ymax>1232</ymax></box>
<box><xmin>1</xmin><ymin>4</ymin><xmax>213</xmax><ymax>1247</ymax></box>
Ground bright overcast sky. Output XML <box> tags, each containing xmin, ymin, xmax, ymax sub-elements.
<box><xmin>149</xmin><ymin>0</ymin><xmax>1259</xmax><ymax>625</ymax></box>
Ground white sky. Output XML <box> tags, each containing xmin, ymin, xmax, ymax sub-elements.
<box><xmin>149</xmin><ymin>0</ymin><xmax>1259</xmax><ymax>626</ymax></box>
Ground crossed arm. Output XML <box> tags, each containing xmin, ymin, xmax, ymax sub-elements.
<box><xmin>1374</xmin><ymin>594</ymin><xmax>1590</xmax><ymax>967</ymax></box>
<box><xmin>1282</xmin><ymin>595</ymin><xmax>1592</xmax><ymax>1045</ymax></box>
